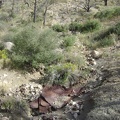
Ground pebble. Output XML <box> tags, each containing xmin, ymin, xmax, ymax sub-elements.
<box><xmin>65</xmin><ymin>100</ymin><xmax>83</xmax><ymax>118</ymax></box>
<box><xmin>3</xmin><ymin>74</ymin><xmax>8</xmax><ymax>78</ymax></box>
<box><xmin>73</xmin><ymin>112</ymin><xmax>78</xmax><ymax>119</ymax></box>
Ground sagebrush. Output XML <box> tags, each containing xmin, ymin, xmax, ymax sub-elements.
<box><xmin>10</xmin><ymin>27</ymin><xmax>62</xmax><ymax>70</ymax></box>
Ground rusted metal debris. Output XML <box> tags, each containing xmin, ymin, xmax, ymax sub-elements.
<box><xmin>29</xmin><ymin>85</ymin><xmax>84</xmax><ymax>114</ymax></box>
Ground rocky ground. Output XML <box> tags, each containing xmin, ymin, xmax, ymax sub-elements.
<box><xmin>30</xmin><ymin>43</ymin><xmax>120</xmax><ymax>120</ymax></box>
<box><xmin>0</xmin><ymin>43</ymin><xmax>120</xmax><ymax>120</ymax></box>
<box><xmin>84</xmin><ymin>44</ymin><xmax>120</xmax><ymax>120</ymax></box>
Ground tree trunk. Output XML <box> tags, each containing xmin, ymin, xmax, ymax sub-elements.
<box><xmin>33</xmin><ymin>0</ymin><xmax>37</xmax><ymax>23</ymax></box>
<box><xmin>11</xmin><ymin>0</ymin><xmax>15</xmax><ymax>17</ymax></box>
<box><xmin>86</xmin><ymin>0</ymin><xmax>90</xmax><ymax>12</ymax></box>
<box><xmin>43</xmin><ymin>6</ymin><xmax>47</xmax><ymax>26</ymax></box>
<box><xmin>104</xmin><ymin>0</ymin><xmax>107</xmax><ymax>6</ymax></box>
<box><xmin>0</xmin><ymin>1</ymin><xmax>2</xmax><ymax>9</ymax></box>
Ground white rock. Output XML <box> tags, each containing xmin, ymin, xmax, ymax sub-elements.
<box><xmin>3</xmin><ymin>42</ymin><xmax>14</xmax><ymax>52</ymax></box>
<box><xmin>91</xmin><ymin>50</ymin><xmax>102</xmax><ymax>59</ymax></box>
<box><xmin>1</xmin><ymin>117</ymin><xmax>9</xmax><ymax>120</ymax></box>
<box><xmin>89</xmin><ymin>59</ymin><xmax>97</xmax><ymax>65</ymax></box>
<box><xmin>75</xmin><ymin>104</ymin><xmax>80</xmax><ymax>109</ymax></box>
<box><xmin>8</xmin><ymin>93</ymin><xmax>12</xmax><ymax>96</ymax></box>
<box><xmin>72</xmin><ymin>101</ymin><xmax>77</xmax><ymax>105</ymax></box>
<box><xmin>3</xmin><ymin>81</ymin><xmax>8</xmax><ymax>84</ymax></box>
<box><xmin>3</xmin><ymin>74</ymin><xmax>7</xmax><ymax>77</ymax></box>
<box><xmin>30</xmin><ymin>85</ymin><xmax>34</xmax><ymax>90</ymax></box>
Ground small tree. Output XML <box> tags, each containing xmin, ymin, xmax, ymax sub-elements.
<box><xmin>81</xmin><ymin>0</ymin><xmax>97</xmax><ymax>12</ymax></box>
<box><xmin>41</xmin><ymin>0</ymin><xmax>67</xmax><ymax>26</ymax></box>
<box><xmin>42</xmin><ymin>0</ymin><xmax>57</xmax><ymax>26</ymax></box>
<box><xmin>10</xmin><ymin>0</ymin><xmax>15</xmax><ymax>17</ymax></box>
<box><xmin>33</xmin><ymin>0</ymin><xmax>37</xmax><ymax>23</ymax></box>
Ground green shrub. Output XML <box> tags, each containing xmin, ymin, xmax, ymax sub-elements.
<box><xmin>113</xmin><ymin>8</ymin><xmax>120</xmax><ymax>16</ymax></box>
<box><xmin>93</xmin><ymin>22</ymin><xmax>120</xmax><ymax>48</ymax></box>
<box><xmin>97</xmin><ymin>37</ymin><xmax>115</xmax><ymax>47</ymax></box>
<box><xmin>94</xmin><ymin>22</ymin><xmax>120</xmax><ymax>41</ymax></box>
<box><xmin>46</xmin><ymin>63</ymin><xmax>77</xmax><ymax>85</ymax></box>
<box><xmin>81</xmin><ymin>20</ymin><xmax>100</xmax><ymax>33</ymax></box>
<box><xmin>1</xmin><ymin>97</ymin><xmax>29</xmax><ymax>115</ymax></box>
<box><xmin>69</xmin><ymin>22</ymin><xmax>83</xmax><ymax>32</ymax></box>
<box><xmin>63</xmin><ymin>35</ymin><xmax>76</xmax><ymax>47</ymax></box>
<box><xmin>0</xmin><ymin>12</ymin><xmax>9</xmax><ymax>22</ymax></box>
<box><xmin>0</xmin><ymin>44</ymin><xmax>4</xmax><ymax>50</ymax></box>
<box><xmin>2</xmin><ymin>32</ymin><xmax>15</xmax><ymax>42</ymax></box>
<box><xmin>0</xmin><ymin>21</ymin><xmax>7</xmax><ymax>31</ymax></box>
<box><xmin>11</xmin><ymin>27</ymin><xmax>62</xmax><ymax>70</ymax></box>
<box><xmin>94</xmin><ymin>7</ymin><xmax>120</xmax><ymax>20</ymax></box>
<box><xmin>52</xmin><ymin>24</ymin><xmax>68</xmax><ymax>32</ymax></box>
<box><xmin>69</xmin><ymin>20</ymin><xmax>100</xmax><ymax>33</ymax></box>
<box><xmin>94</xmin><ymin>9</ymin><xmax>114</xmax><ymax>20</ymax></box>
<box><xmin>0</xmin><ymin>50</ymin><xmax>8</xmax><ymax>59</ymax></box>
<box><xmin>65</xmin><ymin>52</ymin><xmax>87</xmax><ymax>68</ymax></box>
<box><xmin>94</xmin><ymin>27</ymin><xmax>114</xmax><ymax>40</ymax></box>
<box><xmin>113</xmin><ymin>22</ymin><xmax>120</xmax><ymax>35</ymax></box>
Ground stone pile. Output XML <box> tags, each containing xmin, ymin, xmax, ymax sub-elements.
<box><xmin>87</xmin><ymin>50</ymin><xmax>102</xmax><ymax>66</ymax></box>
<box><xmin>65</xmin><ymin>100</ymin><xmax>83</xmax><ymax>119</ymax></box>
<box><xmin>13</xmin><ymin>83</ymin><xmax>43</xmax><ymax>101</ymax></box>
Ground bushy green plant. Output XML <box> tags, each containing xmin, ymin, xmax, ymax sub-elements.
<box><xmin>94</xmin><ymin>9</ymin><xmax>114</xmax><ymax>20</ymax></box>
<box><xmin>69</xmin><ymin>22</ymin><xmax>83</xmax><ymax>32</ymax></box>
<box><xmin>97</xmin><ymin>37</ymin><xmax>115</xmax><ymax>47</ymax></box>
<box><xmin>0</xmin><ymin>50</ymin><xmax>8</xmax><ymax>59</ymax></box>
<box><xmin>94</xmin><ymin>27</ymin><xmax>114</xmax><ymax>41</ymax></box>
<box><xmin>94</xmin><ymin>7</ymin><xmax>120</xmax><ymax>20</ymax></box>
<box><xmin>2</xmin><ymin>32</ymin><xmax>15</xmax><ymax>42</ymax></box>
<box><xmin>52</xmin><ymin>24</ymin><xmax>68</xmax><ymax>32</ymax></box>
<box><xmin>94</xmin><ymin>22</ymin><xmax>120</xmax><ymax>41</ymax></box>
<box><xmin>0</xmin><ymin>12</ymin><xmax>9</xmax><ymax>22</ymax></box>
<box><xmin>1</xmin><ymin>97</ymin><xmax>29</xmax><ymax>115</ymax></box>
<box><xmin>11</xmin><ymin>27</ymin><xmax>62</xmax><ymax>70</ymax></box>
<box><xmin>113</xmin><ymin>22</ymin><xmax>120</xmax><ymax>35</ymax></box>
<box><xmin>0</xmin><ymin>21</ymin><xmax>7</xmax><ymax>31</ymax></box>
<box><xmin>65</xmin><ymin>52</ymin><xmax>87</xmax><ymax>68</ymax></box>
<box><xmin>63</xmin><ymin>35</ymin><xmax>76</xmax><ymax>47</ymax></box>
<box><xmin>113</xmin><ymin>8</ymin><xmax>120</xmax><ymax>16</ymax></box>
<box><xmin>69</xmin><ymin>20</ymin><xmax>100</xmax><ymax>33</ymax></box>
<box><xmin>48</xmin><ymin>63</ymin><xmax>77</xmax><ymax>73</ymax></box>
<box><xmin>81</xmin><ymin>20</ymin><xmax>100</xmax><ymax>33</ymax></box>
<box><xmin>0</xmin><ymin>44</ymin><xmax>4</xmax><ymax>50</ymax></box>
<box><xmin>46</xmin><ymin>63</ymin><xmax>77</xmax><ymax>85</ymax></box>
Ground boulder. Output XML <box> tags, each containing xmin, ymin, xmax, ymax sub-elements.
<box><xmin>41</xmin><ymin>85</ymin><xmax>72</xmax><ymax>109</ymax></box>
<box><xmin>3</xmin><ymin>42</ymin><xmax>14</xmax><ymax>52</ymax></box>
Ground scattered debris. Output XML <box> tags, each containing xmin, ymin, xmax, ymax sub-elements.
<box><xmin>14</xmin><ymin>83</ymin><xmax>43</xmax><ymax>101</ymax></box>
<box><xmin>29</xmin><ymin>85</ymin><xmax>84</xmax><ymax>114</ymax></box>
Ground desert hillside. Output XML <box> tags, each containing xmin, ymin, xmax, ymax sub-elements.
<box><xmin>0</xmin><ymin>0</ymin><xmax>120</xmax><ymax>120</ymax></box>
